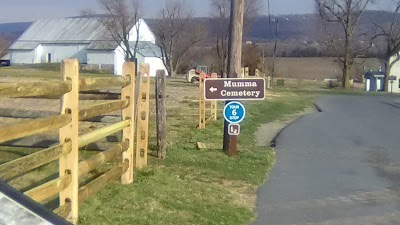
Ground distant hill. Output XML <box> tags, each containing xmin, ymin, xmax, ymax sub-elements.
<box><xmin>0</xmin><ymin>22</ymin><xmax>32</xmax><ymax>34</ymax></box>
<box><xmin>0</xmin><ymin>10</ymin><xmax>395</xmax><ymax>48</ymax></box>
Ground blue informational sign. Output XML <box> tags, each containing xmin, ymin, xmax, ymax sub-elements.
<box><xmin>223</xmin><ymin>101</ymin><xmax>246</xmax><ymax>124</ymax></box>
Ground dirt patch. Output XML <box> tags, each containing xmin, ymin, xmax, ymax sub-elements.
<box><xmin>255</xmin><ymin>107</ymin><xmax>316</xmax><ymax>147</ymax></box>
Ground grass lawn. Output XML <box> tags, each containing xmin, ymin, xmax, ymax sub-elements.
<box><xmin>0</xmin><ymin>65</ymin><xmax>313</xmax><ymax>225</ymax></box>
<box><xmin>78</xmin><ymin>93</ymin><xmax>313</xmax><ymax>225</ymax></box>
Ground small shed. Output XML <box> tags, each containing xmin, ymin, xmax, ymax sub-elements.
<box><xmin>364</xmin><ymin>71</ymin><xmax>385</xmax><ymax>91</ymax></box>
<box><xmin>0</xmin><ymin>53</ymin><xmax>11</xmax><ymax>67</ymax></box>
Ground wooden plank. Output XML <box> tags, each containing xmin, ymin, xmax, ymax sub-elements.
<box><xmin>206</xmin><ymin>114</ymin><xmax>215</xmax><ymax>123</ymax></box>
<box><xmin>197</xmin><ymin>142</ymin><xmax>207</xmax><ymax>150</ymax></box>
<box><xmin>211</xmin><ymin>101</ymin><xmax>218</xmax><ymax>121</ymax></box>
<box><xmin>0</xmin><ymin>108</ymin><xmax>56</xmax><ymax>119</ymax></box>
<box><xmin>0</xmin><ymin>114</ymin><xmax>71</xmax><ymax>143</ymax></box>
<box><xmin>0</xmin><ymin>142</ymin><xmax>71</xmax><ymax>181</ymax></box>
<box><xmin>79</xmin><ymin>100</ymin><xmax>129</xmax><ymax>121</ymax></box>
<box><xmin>79</xmin><ymin>164</ymin><xmax>127</xmax><ymax>204</ymax></box>
<box><xmin>135</xmin><ymin>64</ymin><xmax>150</xmax><ymax>169</ymax></box>
<box><xmin>59</xmin><ymin>59</ymin><xmax>80</xmax><ymax>224</ymax></box>
<box><xmin>198</xmin><ymin>73</ymin><xmax>206</xmax><ymax>129</ymax></box>
<box><xmin>83</xmin><ymin>115</ymin><xmax>121</xmax><ymax>123</ymax></box>
<box><xmin>156</xmin><ymin>70</ymin><xmax>167</xmax><ymax>159</ymax></box>
<box><xmin>54</xmin><ymin>163</ymin><xmax>128</xmax><ymax>218</ymax></box>
<box><xmin>24</xmin><ymin>174</ymin><xmax>72</xmax><ymax>203</ymax></box>
<box><xmin>79</xmin><ymin>77</ymin><xmax>130</xmax><ymax>91</ymax></box>
<box><xmin>78</xmin><ymin>120</ymin><xmax>130</xmax><ymax>148</ymax></box>
<box><xmin>79</xmin><ymin>141</ymin><xmax>129</xmax><ymax>177</ymax></box>
<box><xmin>121</xmin><ymin>62</ymin><xmax>136</xmax><ymax>184</ymax></box>
<box><xmin>54</xmin><ymin>202</ymin><xmax>71</xmax><ymax>219</ymax></box>
<box><xmin>0</xmin><ymin>81</ymin><xmax>71</xmax><ymax>98</ymax></box>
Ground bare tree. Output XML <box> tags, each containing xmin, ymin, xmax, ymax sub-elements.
<box><xmin>210</xmin><ymin>0</ymin><xmax>262</xmax><ymax>77</ymax></box>
<box><xmin>315</xmin><ymin>0</ymin><xmax>372</xmax><ymax>89</ymax></box>
<box><xmin>242</xmin><ymin>43</ymin><xmax>262</xmax><ymax>73</ymax></box>
<box><xmin>211</xmin><ymin>0</ymin><xmax>230</xmax><ymax>77</ymax></box>
<box><xmin>371</xmin><ymin>0</ymin><xmax>400</xmax><ymax>91</ymax></box>
<box><xmin>97</xmin><ymin>0</ymin><xmax>142</xmax><ymax>61</ymax></box>
<box><xmin>154</xmin><ymin>0</ymin><xmax>206</xmax><ymax>77</ymax></box>
<box><xmin>0</xmin><ymin>37</ymin><xmax>9</xmax><ymax>58</ymax></box>
<box><xmin>267</xmin><ymin>0</ymin><xmax>279</xmax><ymax>84</ymax></box>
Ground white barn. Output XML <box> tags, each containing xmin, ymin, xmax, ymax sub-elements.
<box><xmin>388</xmin><ymin>56</ymin><xmax>400</xmax><ymax>93</ymax></box>
<box><xmin>8</xmin><ymin>17</ymin><xmax>167</xmax><ymax>77</ymax></box>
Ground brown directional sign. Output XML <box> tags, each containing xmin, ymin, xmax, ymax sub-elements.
<box><xmin>204</xmin><ymin>78</ymin><xmax>265</xmax><ymax>101</ymax></box>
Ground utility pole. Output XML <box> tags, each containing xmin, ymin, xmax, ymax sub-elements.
<box><xmin>223</xmin><ymin>0</ymin><xmax>245</xmax><ymax>156</ymax></box>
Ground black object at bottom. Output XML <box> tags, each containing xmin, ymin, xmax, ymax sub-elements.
<box><xmin>0</xmin><ymin>179</ymin><xmax>72</xmax><ymax>225</ymax></box>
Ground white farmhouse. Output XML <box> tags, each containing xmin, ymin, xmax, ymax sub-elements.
<box><xmin>8</xmin><ymin>17</ymin><xmax>167</xmax><ymax>77</ymax></box>
<box><xmin>388</xmin><ymin>56</ymin><xmax>400</xmax><ymax>93</ymax></box>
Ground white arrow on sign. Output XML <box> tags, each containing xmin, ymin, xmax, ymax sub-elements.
<box><xmin>209</xmin><ymin>87</ymin><xmax>218</xmax><ymax>93</ymax></box>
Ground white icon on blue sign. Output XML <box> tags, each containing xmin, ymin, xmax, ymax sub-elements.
<box><xmin>223</xmin><ymin>101</ymin><xmax>246</xmax><ymax>124</ymax></box>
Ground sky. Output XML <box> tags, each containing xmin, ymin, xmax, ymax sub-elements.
<box><xmin>0</xmin><ymin>0</ymin><xmax>391</xmax><ymax>24</ymax></box>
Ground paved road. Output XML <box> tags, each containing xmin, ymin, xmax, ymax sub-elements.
<box><xmin>254</xmin><ymin>95</ymin><xmax>400</xmax><ymax>225</ymax></box>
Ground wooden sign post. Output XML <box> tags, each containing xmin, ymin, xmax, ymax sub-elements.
<box><xmin>59</xmin><ymin>59</ymin><xmax>79</xmax><ymax>224</ymax></box>
<box><xmin>198</xmin><ymin>73</ymin><xmax>206</xmax><ymax>129</ymax></box>
<box><xmin>121</xmin><ymin>62</ymin><xmax>136</xmax><ymax>183</ymax></box>
<box><xmin>156</xmin><ymin>70</ymin><xmax>167</xmax><ymax>159</ymax></box>
<box><xmin>211</xmin><ymin>73</ymin><xmax>218</xmax><ymax>121</ymax></box>
<box><xmin>224</xmin><ymin>0</ymin><xmax>245</xmax><ymax>156</ymax></box>
<box><xmin>135</xmin><ymin>64</ymin><xmax>150</xmax><ymax>169</ymax></box>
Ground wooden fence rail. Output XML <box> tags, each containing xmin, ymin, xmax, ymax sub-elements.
<box><xmin>0</xmin><ymin>59</ymin><xmax>151</xmax><ymax>224</ymax></box>
<box><xmin>0</xmin><ymin>142</ymin><xmax>71</xmax><ymax>181</ymax></box>
<box><xmin>0</xmin><ymin>114</ymin><xmax>71</xmax><ymax>143</ymax></box>
<box><xmin>79</xmin><ymin>77</ymin><xmax>130</xmax><ymax>91</ymax></box>
<box><xmin>0</xmin><ymin>81</ymin><xmax>72</xmax><ymax>98</ymax></box>
<box><xmin>198</xmin><ymin>73</ymin><xmax>219</xmax><ymax>129</ymax></box>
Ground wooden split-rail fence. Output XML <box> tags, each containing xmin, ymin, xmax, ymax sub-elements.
<box><xmin>198</xmin><ymin>73</ymin><xmax>219</xmax><ymax>129</ymax></box>
<box><xmin>0</xmin><ymin>59</ymin><xmax>151</xmax><ymax>224</ymax></box>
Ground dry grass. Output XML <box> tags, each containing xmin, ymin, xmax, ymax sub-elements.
<box><xmin>265</xmin><ymin>57</ymin><xmax>382</xmax><ymax>80</ymax></box>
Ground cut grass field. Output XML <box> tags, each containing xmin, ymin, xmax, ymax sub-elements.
<box><xmin>0</xmin><ymin>65</ymin><xmax>313</xmax><ymax>225</ymax></box>
<box><xmin>266</xmin><ymin>57</ymin><xmax>382</xmax><ymax>80</ymax></box>
<box><xmin>78</xmin><ymin>94</ymin><xmax>313</xmax><ymax>225</ymax></box>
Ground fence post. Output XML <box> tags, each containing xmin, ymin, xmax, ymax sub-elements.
<box><xmin>241</xmin><ymin>67</ymin><xmax>245</xmax><ymax>78</ymax></box>
<box><xmin>245</xmin><ymin>67</ymin><xmax>249</xmax><ymax>78</ymax></box>
<box><xmin>198</xmin><ymin>73</ymin><xmax>206</xmax><ymax>129</ymax></box>
<box><xmin>255</xmin><ymin>69</ymin><xmax>259</xmax><ymax>77</ymax></box>
<box><xmin>59</xmin><ymin>59</ymin><xmax>79</xmax><ymax>224</ymax></box>
<box><xmin>121</xmin><ymin>62</ymin><xmax>136</xmax><ymax>184</ymax></box>
<box><xmin>135</xmin><ymin>64</ymin><xmax>150</xmax><ymax>168</ymax></box>
<box><xmin>267</xmin><ymin>76</ymin><xmax>271</xmax><ymax>89</ymax></box>
<box><xmin>211</xmin><ymin>73</ymin><xmax>218</xmax><ymax>121</ymax></box>
<box><xmin>156</xmin><ymin>70</ymin><xmax>167</xmax><ymax>159</ymax></box>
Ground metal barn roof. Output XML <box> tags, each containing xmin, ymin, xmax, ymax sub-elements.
<box><xmin>9</xmin><ymin>17</ymin><xmax>115</xmax><ymax>50</ymax></box>
<box><xmin>9</xmin><ymin>17</ymin><xmax>158</xmax><ymax>55</ymax></box>
<box><xmin>9</xmin><ymin>42</ymin><xmax>40</xmax><ymax>50</ymax></box>
<box><xmin>17</xmin><ymin>18</ymin><xmax>111</xmax><ymax>42</ymax></box>
<box><xmin>87</xmin><ymin>41</ymin><xmax>119</xmax><ymax>50</ymax></box>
